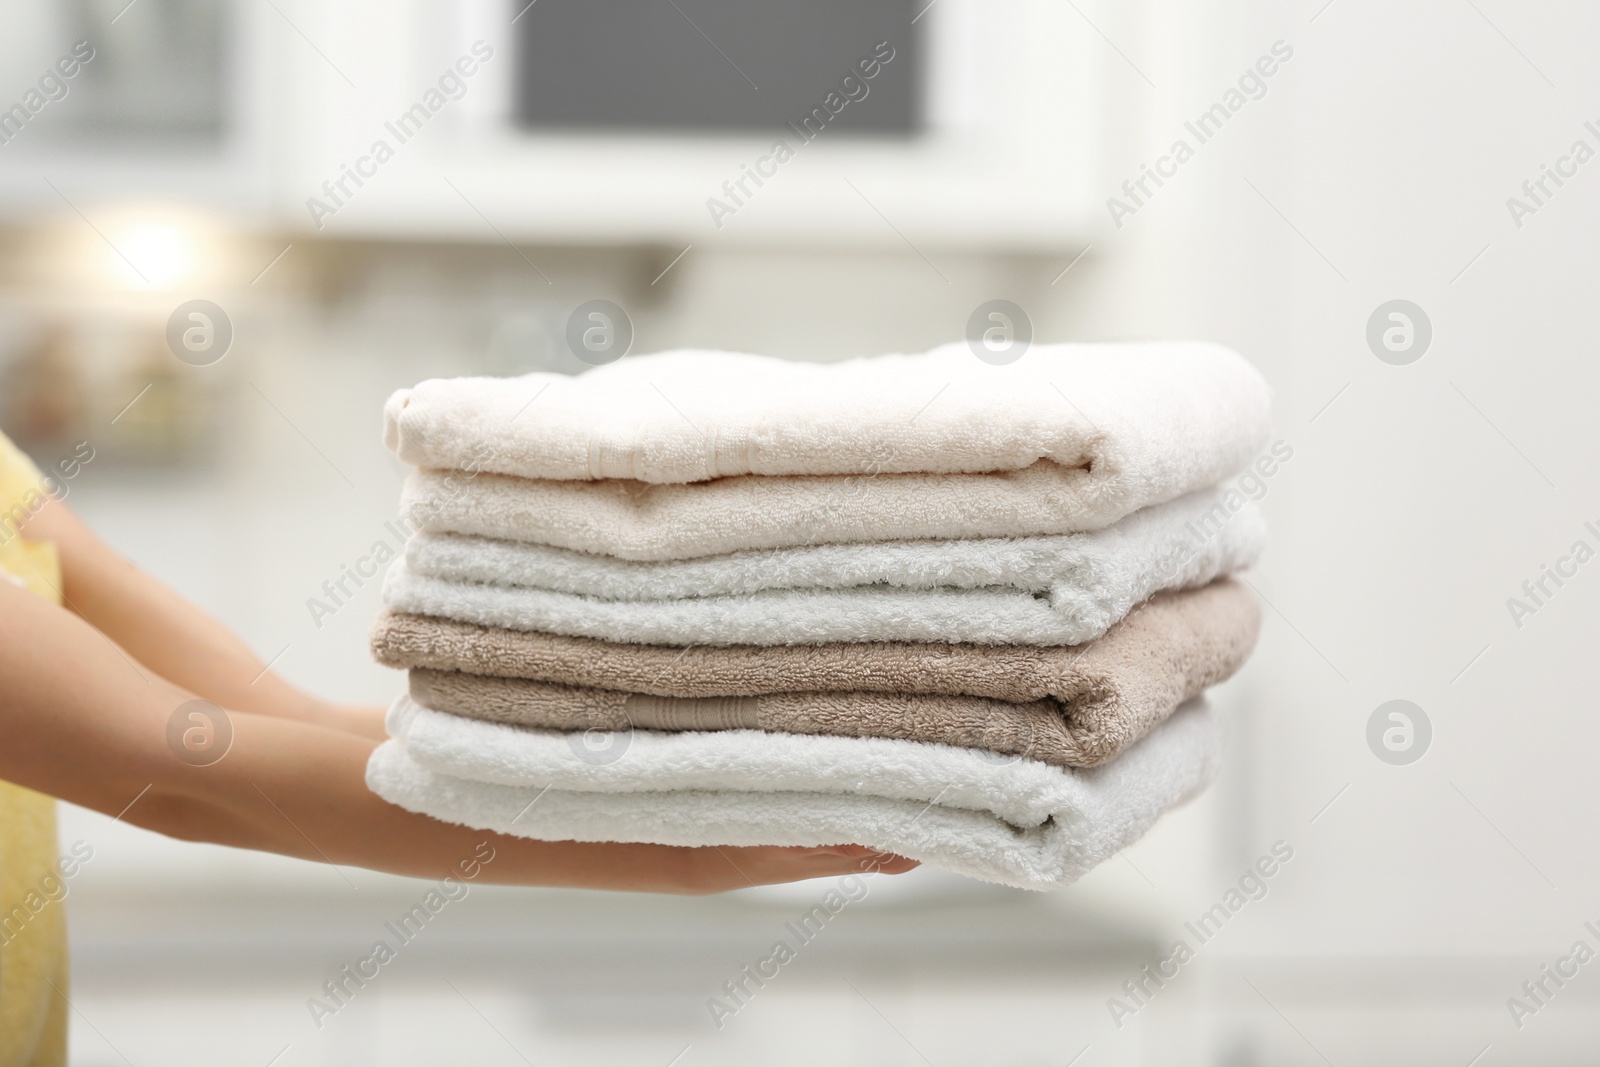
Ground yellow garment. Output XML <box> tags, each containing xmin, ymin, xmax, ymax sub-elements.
<box><xmin>0</xmin><ymin>431</ymin><xmax>68</xmax><ymax>1067</ymax></box>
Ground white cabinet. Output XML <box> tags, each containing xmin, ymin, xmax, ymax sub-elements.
<box><xmin>1</xmin><ymin>0</ymin><xmax>1103</xmax><ymax>250</ymax></box>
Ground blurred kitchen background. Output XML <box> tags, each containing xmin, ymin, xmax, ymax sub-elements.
<box><xmin>3</xmin><ymin>0</ymin><xmax>1598</xmax><ymax>1063</ymax></box>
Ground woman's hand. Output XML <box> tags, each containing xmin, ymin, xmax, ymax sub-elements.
<box><xmin>676</xmin><ymin>844</ymin><xmax>919</xmax><ymax>894</ymax></box>
<box><xmin>313</xmin><ymin>701</ymin><xmax>393</xmax><ymax>742</ymax></box>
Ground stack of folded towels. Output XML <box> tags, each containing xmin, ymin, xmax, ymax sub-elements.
<box><xmin>366</xmin><ymin>342</ymin><xmax>1271</xmax><ymax>890</ymax></box>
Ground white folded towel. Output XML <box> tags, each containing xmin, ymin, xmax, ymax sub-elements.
<box><xmin>387</xmin><ymin>489</ymin><xmax>1264</xmax><ymax>646</ymax></box>
<box><xmin>386</xmin><ymin>342</ymin><xmax>1270</xmax><ymax>493</ymax></box>
<box><xmin>364</xmin><ymin>696</ymin><xmax>1220</xmax><ymax>891</ymax></box>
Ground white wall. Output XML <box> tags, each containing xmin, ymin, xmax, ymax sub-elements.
<box><xmin>1065</xmin><ymin>0</ymin><xmax>1600</xmax><ymax>959</ymax></box>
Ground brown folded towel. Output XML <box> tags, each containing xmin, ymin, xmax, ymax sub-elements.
<box><xmin>371</xmin><ymin>577</ymin><xmax>1258</xmax><ymax>767</ymax></box>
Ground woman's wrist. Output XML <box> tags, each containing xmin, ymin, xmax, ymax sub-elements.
<box><xmin>312</xmin><ymin>700</ymin><xmax>391</xmax><ymax>741</ymax></box>
<box><xmin>237</xmin><ymin>672</ymin><xmax>387</xmax><ymax>740</ymax></box>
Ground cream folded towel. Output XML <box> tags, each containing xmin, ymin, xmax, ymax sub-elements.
<box><xmin>399</xmin><ymin>487</ymin><xmax>1263</xmax><ymax>646</ymax></box>
<box><xmin>385</xmin><ymin>343</ymin><xmax>1271</xmax><ymax>485</ymax></box>
<box><xmin>403</xmin><ymin>462</ymin><xmax>1193</xmax><ymax>561</ymax></box>
<box><xmin>371</xmin><ymin>577</ymin><xmax>1259</xmax><ymax>765</ymax></box>
<box><xmin>366</xmin><ymin>697</ymin><xmax>1221</xmax><ymax>891</ymax></box>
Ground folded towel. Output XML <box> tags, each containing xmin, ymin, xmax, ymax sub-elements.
<box><xmin>386</xmin><ymin>343</ymin><xmax>1270</xmax><ymax>485</ymax></box>
<box><xmin>380</xmin><ymin>551</ymin><xmax>1258</xmax><ymax>647</ymax></box>
<box><xmin>372</xmin><ymin>577</ymin><xmax>1259</xmax><ymax>765</ymax></box>
<box><xmin>398</xmin><ymin>487</ymin><xmax>1263</xmax><ymax>646</ymax></box>
<box><xmin>400</xmin><ymin>454</ymin><xmax>1274</xmax><ymax>563</ymax></box>
<box><xmin>365</xmin><ymin>696</ymin><xmax>1222</xmax><ymax>891</ymax></box>
<box><xmin>389</xmin><ymin>344</ymin><xmax>1271</xmax><ymax>557</ymax></box>
<box><xmin>386</xmin><ymin>564</ymin><xmax>1109</xmax><ymax>646</ymax></box>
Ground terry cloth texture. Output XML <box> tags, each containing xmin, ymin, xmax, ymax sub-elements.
<box><xmin>384</xmin><ymin>343</ymin><xmax>1271</xmax><ymax>486</ymax></box>
<box><xmin>366</xmin><ymin>697</ymin><xmax>1222</xmax><ymax>892</ymax></box>
<box><xmin>399</xmin><ymin>463</ymin><xmax>1152</xmax><ymax>561</ymax></box>
<box><xmin>373</xmin><ymin>576</ymin><xmax>1259</xmax><ymax>766</ymax></box>
<box><xmin>399</xmin><ymin>487</ymin><xmax>1264</xmax><ymax>646</ymax></box>
<box><xmin>380</xmin><ymin>561</ymin><xmax>1259</xmax><ymax>647</ymax></box>
<box><xmin>389</xmin><ymin>343</ymin><xmax>1271</xmax><ymax>558</ymax></box>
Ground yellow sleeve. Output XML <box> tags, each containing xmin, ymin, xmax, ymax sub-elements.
<box><xmin>0</xmin><ymin>431</ymin><xmax>63</xmax><ymax>605</ymax></box>
<box><xmin>0</xmin><ymin>429</ymin><xmax>69</xmax><ymax>1065</ymax></box>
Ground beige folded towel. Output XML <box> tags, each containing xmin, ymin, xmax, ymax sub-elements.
<box><xmin>370</xmin><ymin>577</ymin><xmax>1258</xmax><ymax>767</ymax></box>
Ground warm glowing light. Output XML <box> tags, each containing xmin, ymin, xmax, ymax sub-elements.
<box><xmin>114</xmin><ymin>222</ymin><xmax>197</xmax><ymax>289</ymax></box>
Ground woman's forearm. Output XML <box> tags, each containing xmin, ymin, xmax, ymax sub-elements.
<box><xmin>153</xmin><ymin>709</ymin><xmax>892</xmax><ymax>892</ymax></box>
<box><xmin>0</xmin><ymin>578</ymin><xmax>908</xmax><ymax>892</ymax></box>
<box><xmin>18</xmin><ymin>495</ymin><xmax>384</xmax><ymax>738</ymax></box>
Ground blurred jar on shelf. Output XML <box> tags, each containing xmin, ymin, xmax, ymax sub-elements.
<box><xmin>0</xmin><ymin>322</ymin><xmax>90</xmax><ymax>450</ymax></box>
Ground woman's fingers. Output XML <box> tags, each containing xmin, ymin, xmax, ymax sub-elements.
<box><xmin>823</xmin><ymin>844</ymin><xmax>921</xmax><ymax>874</ymax></box>
<box><xmin>832</xmin><ymin>844</ymin><xmax>921</xmax><ymax>870</ymax></box>
<box><xmin>689</xmin><ymin>844</ymin><xmax>920</xmax><ymax>892</ymax></box>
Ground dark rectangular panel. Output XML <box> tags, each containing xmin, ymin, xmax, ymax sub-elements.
<box><xmin>512</xmin><ymin>0</ymin><xmax>920</xmax><ymax>134</ymax></box>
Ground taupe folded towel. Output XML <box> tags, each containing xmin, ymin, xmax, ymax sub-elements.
<box><xmin>370</xmin><ymin>577</ymin><xmax>1258</xmax><ymax>768</ymax></box>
